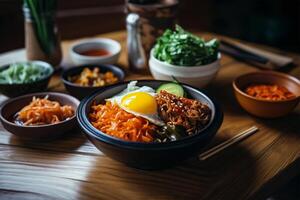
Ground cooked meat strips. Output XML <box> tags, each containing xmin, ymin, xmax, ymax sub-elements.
<box><xmin>156</xmin><ymin>91</ymin><xmax>211</xmax><ymax>135</ymax></box>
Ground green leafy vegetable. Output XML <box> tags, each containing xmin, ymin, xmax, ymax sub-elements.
<box><xmin>0</xmin><ymin>63</ymin><xmax>52</xmax><ymax>84</ymax></box>
<box><xmin>153</xmin><ymin>25</ymin><xmax>219</xmax><ymax>66</ymax></box>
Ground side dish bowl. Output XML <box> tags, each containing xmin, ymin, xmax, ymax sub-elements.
<box><xmin>0</xmin><ymin>61</ymin><xmax>54</xmax><ymax>97</ymax></box>
<box><xmin>149</xmin><ymin>50</ymin><xmax>221</xmax><ymax>88</ymax></box>
<box><xmin>0</xmin><ymin>92</ymin><xmax>80</xmax><ymax>140</ymax></box>
<box><xmin>69</xmin><ymin>38</ymin><xmax>121</xmax><ymax>65</ymax></box>
<box><xmin>77</xmin><ymin>80</ymin><xmax>223</xmax><ymax>169</ymax></box>
<box><xmin>62</xmin><ymin>64</ymin><xmax>125</xmax><ymax>99</ymax></box>
<box><xmin>233</xmin><ymin>71</ymin><xmax>300</xmax><ymax>118</ymax></box>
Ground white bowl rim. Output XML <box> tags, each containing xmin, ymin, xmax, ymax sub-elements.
<box><xmin>149</xmin><ymin>59</ymin><xmax>220</xmax><ymax>77</ymax></box>
<box><xmin>70</xmin><ymin>38</ymin><xmax>121</xmax><ymax>60</ymax></box>
<box><xmin>149</xmin><ymin>48</ymin><xmax>221</xmax><ymax>68</ymax></box>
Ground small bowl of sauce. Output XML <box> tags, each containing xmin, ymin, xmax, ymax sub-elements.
<box><xmin>79</xmin><ymin>49</ymin><xmax>111</xmax><ymax>57</ymax></box>
<box><xmin>70</xmin><ymin>38</ymin><xmax>121</xmax><ymax>65</ymax></box>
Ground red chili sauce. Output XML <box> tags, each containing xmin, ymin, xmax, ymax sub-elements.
<box><xmin>80</xmin><ymin>49</ymin><xmax>110</xmax><ymax>57</ymax></box>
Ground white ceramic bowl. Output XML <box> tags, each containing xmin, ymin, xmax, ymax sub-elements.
<box><xmin>149</xmin><ymin>49</ymin><xmax>221</xmax><ymax>88</ymax></box>
<box><xmin>69</xmin><ymin>38</ymin><xmax>121</xmax><ymax>65</ymax></box>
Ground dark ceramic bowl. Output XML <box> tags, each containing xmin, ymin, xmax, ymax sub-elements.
<box><xmin>0</xmin><ymin>61</ymin><xmax>54</xmax><ymax>97</ymax></box>
<box><xmin>0</xmin><ymin>92</ymin><xmax>80</xmax><ymax>140</ymax></box>
<box><xmin>77</xmin><ymin>80</ymin><xmax>223</xmax><ymax>169</ymax></box>
<box><xmin>62</xmin><ymin>64</ymin><xmax>125</xmax><ymax>100</ymax></box>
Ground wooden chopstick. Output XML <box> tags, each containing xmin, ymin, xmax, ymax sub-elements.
<box><xmin>199</xmin><ymin>126</ymin><xmax>259</xmax><ymax>161</ymax></box>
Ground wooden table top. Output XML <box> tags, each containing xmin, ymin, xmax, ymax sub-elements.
<box><xmin>0</xmin><ymin>31</ymin><xmax>300</xmax><ymax>200</ymax></box>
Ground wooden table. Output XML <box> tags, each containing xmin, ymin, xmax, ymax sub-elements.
<box><xmin>0</xmin><ymin>31</ymin><xmax>300</xmax><ymax>200</ymax></box>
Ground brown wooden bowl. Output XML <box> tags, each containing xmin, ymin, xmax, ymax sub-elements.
<box><xmin>233</xmin><ymin>71</ymin><xmax>300</xmax><ymax>118</ymax></box>
<box><xmin>0</xmin><ymin>92</ymin><xmax>80</xmax><ymax>140</ymax></box>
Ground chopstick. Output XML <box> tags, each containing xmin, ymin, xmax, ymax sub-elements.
<box><xmin>220</xmin><ymin>40</ymin><xmax>269</xmax><ymax>64</ymax></box>
<box><xmin>199</xmin><ymin>126</ymin><xmax>259</xmax><ymax>161</ymax></box>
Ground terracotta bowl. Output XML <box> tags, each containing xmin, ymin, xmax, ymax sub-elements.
<box><xmin>233</xmin><ymin>71</ymin><xmax>300</xmax><ymax>118</ymax></box>
<box><xmin>0</xmin><ymin>92</ymin><xmax>80</xmax><ymax>140</ymax></box>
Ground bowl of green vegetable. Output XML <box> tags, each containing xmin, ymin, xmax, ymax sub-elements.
<box><xmin>149</xmin><ymin>25</ymin><xmax>221</xmax><ymax>88</ymax></box>
<box><xmin>0</xmin><ymin>61</ymin><xmax>54</xmax><ymax>97</ymax></box>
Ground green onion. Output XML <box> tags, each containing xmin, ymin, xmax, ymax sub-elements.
<box><xmin>24</xmin><ymin>0</ymin><xmax>57</xmax><ymax>55</ymax></box>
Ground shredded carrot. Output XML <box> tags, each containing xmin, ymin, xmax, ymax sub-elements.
<box><xmin>17</xmin><ymin>96</ymin><xmax>74</xmax><ymax>125</ymax></box>
<box><xmin>245</xmin><ymin>84</ymin><xmax>296</xmax><ymax>101</ymax></box>
<box><xmin>89</xmin><ymin>101</ymin><xmax>157</xmax><ymax>142</ymax></box>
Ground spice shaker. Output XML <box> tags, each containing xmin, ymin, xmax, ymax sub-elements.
<box><xmin>126</xmin><ymin>13</ymin><xmax>147</xmax><ymax>72</ymax></box>
<box><xmin>125</xmin><ymin>0</ymin><xmax>179</xmax><ymax>73</ymax></box>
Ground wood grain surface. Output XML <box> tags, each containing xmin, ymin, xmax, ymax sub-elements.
<box><xmin>0</xmin><ymin>31</ymin><xmax>300</xmax><ymax>200</ymax></box>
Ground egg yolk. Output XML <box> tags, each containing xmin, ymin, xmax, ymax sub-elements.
<box><xmin>121</xmin><ymin>92</ymin><xmax>157</xmax><ymax>114</ymax></box>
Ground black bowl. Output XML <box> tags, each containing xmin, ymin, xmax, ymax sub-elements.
<box><xmin>0</xmin><ymin>61</ymin><xmax>54</xmax><ymax>97</ymax></box>
<box><xmin>62</xmin><ymin>64</ymin><xmax>125</xmax><ymax>100</ymax></box>
<box><xmin>77</xmin><ymin>80</ymin><xmax>223</xmax><ymax>169</ymax></box>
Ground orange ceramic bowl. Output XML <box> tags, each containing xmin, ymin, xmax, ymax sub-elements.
<box><xmin>233</xmin><ymin>71</ymin><xmax>300</xmax><ymax>118</ymax></box>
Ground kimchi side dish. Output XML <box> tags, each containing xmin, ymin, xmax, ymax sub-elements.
<box><xmin>245</xmin><ymin>84</ymin><xmax>296</xmax><ymax>101</ymax></box>
<box><xmin>15</xmin><ymin>96</ymin><xmax>74</xmax><ymax>126</ymax></box>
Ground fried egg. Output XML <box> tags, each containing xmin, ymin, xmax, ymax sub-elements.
<box><xmin>107</xmin><ymin>81</ymin><xmax>165</xmax><ymax>126</ymax></box>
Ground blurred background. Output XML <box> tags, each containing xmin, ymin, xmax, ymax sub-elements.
<box><xmin>0</xmin><ymin>0</ymin><xmax>299</xmax><ymax>53</ymax></box>
<box><xmin>0</xmin><ymin>0</ymin><xmax>299</xmax><ymax>199</ymax></box>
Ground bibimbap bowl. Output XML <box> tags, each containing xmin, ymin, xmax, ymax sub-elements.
<box><xmin>77</xmin><ymin>80</ymin><xmax>223</xmax><ymax>169</ymax></box>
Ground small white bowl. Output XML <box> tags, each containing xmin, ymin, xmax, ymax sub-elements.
<box><xmin>149</xmin><ymin>49</ymin><xmax>221</xmax><ymax>88</ymax></box>
<box><xmin>69</xmin><ymin>38</ymin><xmax>121</xmax><ymax>65</ymax></box>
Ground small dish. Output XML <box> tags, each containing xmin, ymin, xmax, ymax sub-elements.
<box><xmin>69</xmin><ymin>38</ymin><xmax>121</xmax><ymax>65</ymax></box>
<box><xmin>0</xmin><ymin>61</ymin><xmax>54</xmax><ymax>97</ymax></box>
<box><xmin>149</xmin><ymin>49</ymin><xmax>221</xmax><ymax>88</ymax></box>
<box><xmin>0</xmin><ymin>92</ymin><xmax>80</xmax><ymax>140</ymax></box>
<box><xmin>77</xmin><ymin>80</ymin><xmax>223</xmax><ymax>169</ymax></box>
<box><xmin>62</xmin><ymin>64</ymin><xmax>125</xmax><ymax>100</ymax></box>
<box><xmin>233</xmin><ymin>71</ymin><xmax>300</xmax><ymax>118</ymax></box>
